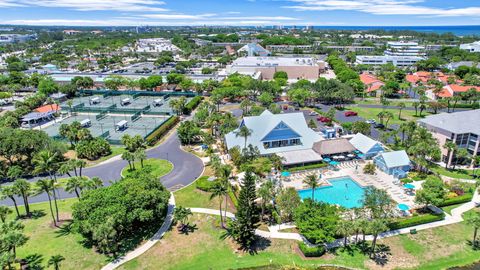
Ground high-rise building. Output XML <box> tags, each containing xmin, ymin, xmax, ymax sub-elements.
<box><xmin>384</xmin><ymin>41</ymin><xmax>426</xmax><ymax>57</ymax></box>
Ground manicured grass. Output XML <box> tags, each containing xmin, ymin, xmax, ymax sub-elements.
<box><xmin>10</xmin><ymin>199</ymin><xmax>108</xmax><ymax>270</ymax></box>
<box><xmin>430</xmin><ymin>164</ymin><xmax>476</xmax><ymax>180</ymax></box>
<box><xmin>118</xmin><ymin>213</ymin><xmax>368</xmax><ymax>270</ymax></box>
<box><xmin>121</xmin><ymin>158</ymin><xmax>173</xmax><ymax>178</ymax></box>
<box><xmin>441</xmin><ymin>204</ymin><xmax>461</xmax><ymax>215</ymax></box>
<box><xmin>345</xmin><ymin>106</ymin><xmax>428</xmax><ymax>126</ymax></box>
<box><xmin>174</xmin><ymin>181</ymin><xmax>223</xmax><ymax>210</ymax></box>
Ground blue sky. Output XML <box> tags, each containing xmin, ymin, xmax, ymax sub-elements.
<box><xmin>1</xmin><ymin>0</ymin><xmax>480</xmax><ymax>26</ymax></box>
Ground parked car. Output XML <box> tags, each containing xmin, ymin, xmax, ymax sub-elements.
<box><xmin>366</xmin><ymin>119</ymin><xmax>376</xmax><ymax>124</ymax></box>
<box><xmin>309</xmin><ymin>111</ymin><xmax>318</xmax><ymax>116</ymax></box>
<box><xmin>374</xmin><ymin>123</ymin><xmax>385</xmax><ymax>129</ymax></box>
<box><xmin>317</xmin><ymin>116</ymin><xmax>331</xmax><ymax>123</ymax></box>
<box><xmin>344</xmin><ymin>111</ymin><xmax>358</xmax><ymax>117</ymax></box>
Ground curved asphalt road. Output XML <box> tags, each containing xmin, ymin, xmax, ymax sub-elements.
<box><xmin>1</xmin><ymin>131</ymin><xmax>204</xmax><ymax>206</ymax></box>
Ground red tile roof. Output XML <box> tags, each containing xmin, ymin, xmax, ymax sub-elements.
<box><xmin>35</xmin><ymin>104</ymin><xmax>60</xmax><ymax>113</ymax></box>
<box><xmin>360</xmin><ymin>73</ymin><xmax>384</xmax><ymax>92</ymax></box>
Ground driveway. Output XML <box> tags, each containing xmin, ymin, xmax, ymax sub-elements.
<box><xmin>1</xmin><ymin>131</ymin><xmax>204</xmax><ymax>206</ymax></box>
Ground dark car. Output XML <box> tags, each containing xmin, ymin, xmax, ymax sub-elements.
<box><xmin>374</xmin><ymin>123</ymin><xmax>385</xmax><ymax>129</ymax></box>
<box><xmin>344</xmin><ymin>111</ymin><xmax>358</xmax><ymax>117</ymax></box>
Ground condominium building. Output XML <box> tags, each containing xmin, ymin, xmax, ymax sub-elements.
<box><xmin>460</xmin><ymin>41</ymin><xmax>480</xmax><ymax>53</ymax></box>
<box><xmin>418</xmin><ymin>110</ymin><xmax>480</xmax><ymax>167</ymax></box>
<box><xmin>266</xmin><ymin>45</ymin><xmax>313</xmax><ymax>53</ymax></box>
<box><xmin>385</xmin><ymin>41</ymin><xmax>426</xmax><ymax>57</ymax></box>
<box><xmin>226</xmin><ymin>56</ymin><xmax>325</xmax><ymax>80</ymax></box>
<box><xmin>355</xmin><ymin>55</ymin><xmax>423</xmax><ymax>67</ymax></box>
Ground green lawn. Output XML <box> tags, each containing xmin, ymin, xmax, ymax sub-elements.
<box><xmin>10</xmin><ymin>199</ymin><xmax>109</xmax><ymax>270</ymax></box>
<box><xmin>430</xmin><ymin>164</ymin><xmax>476</xmax><ymax>180</ymax></box>
<box><xmin>118</xmin><ymin>213</ymin><xmax>368</xmax><ymax>270</ymax></box>
<box><xmin>345</xmin><ymin>106</ymin><xmax>427</xmax><ymax>126</ymax></box>
<box><xmin>441</xmin><ymin>204</ymin><xmax>460</xmax><ymax>215</ymax></box>
<box><xmin>121</xmin><ymin>158</ymin><xmax>173</xmax><ymax>178</ymax></box>
<box><xmin>174</xmin><ymin>180</ymin><xmax>224</xmax><ymax>210</ymax></box>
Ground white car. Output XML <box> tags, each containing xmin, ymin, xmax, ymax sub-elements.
<box><xmin>365</xmin><ymin>119</ymin><xmax>376</xmax><ymax>124</ymax></box>
<box><xmin>309</xmin><ymin>111</ymin><xmax>318</xmax><ymax>116</ymax></box>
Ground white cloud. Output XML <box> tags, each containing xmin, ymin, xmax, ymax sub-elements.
<box><xmin>141</xmin><ymin>13</ymin><xmax>216</xmax><ymax>20</ymax></box>
<box><xmin>284</xmin><ymin>0</ymin><xmax>480</xmax><ymax>17</ymax></box>
<box><xmin>16</xmin><ymin>0</ymin><xmax>168</xmax><ymax>12</ymax></box>
<box><xmin>0</xmin><ymin>0</ymin><xmax>25</xmax><ymax>7</ymax></box>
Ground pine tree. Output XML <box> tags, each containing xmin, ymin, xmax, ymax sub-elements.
<box><xmin>230</xmin><ymin>170</ymin><xmax>260</xmax><ymax>250</ymax></box>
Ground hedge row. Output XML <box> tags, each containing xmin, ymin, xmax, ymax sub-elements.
<box><xmin>298</xmin><ymin>242</ymin><xmax>326</xmax><ymax>257</ymax></box>
<box><xmin>195</xmin><ymin>176</ymin><xmax>217</xmax><ymax>192</ymax></box>
<box><xmin>438</xmin><ymin>193</ymin><xmax>474</xmax><ymax>207</ymax></box>
<box><xmin>145</xmin><ymin>116</ymin><xmax>179</xmax><ymax>145</ymax></box>
<box><xmin>388</xmin><ymin>213</ymin><xmax>445</xmax><ymax>230</ymax></box>
<box><xmin>183</xmin><ymin>96</ymin><xmax>203</xmax><ymax>115</ymax></box>
<box><xmin>289</xmin><ymin>163</ymin><xmax>328</xmax><ymax>172</ymax></box>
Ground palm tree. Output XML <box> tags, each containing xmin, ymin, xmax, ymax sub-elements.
<box><xmin>75</xmin><ymin>159</ymin><xmax>87</xmax><ymax>177</ymax></box>
<box><xmin>0</xmin><ymin>186</ymin><xmax>20</xmax><ymax>218</ymax></box>
<box><xmin>85</xmin><ymin>177</ymin><xmax>103</xmax><ymax>190</ymax></box>
<box><xmin>13</xmin><ymin>179</ymin><xmax>32</xmax><ymax>217</ymax></box>
<box><xmin>174</xmin><ymin>206</ymin><xmax>193</xmax><ymax>232</ymax></box>
<box><xmin>397</xmin><ymin>102</ymin><xmax>406</xmax><ymax>120</ymax></box>
<box><xmin>48</xmin><ymin>254</ymin><xmax>65</xmax><ymax>270</ymax></box>
<box><xmin>258</xmin><ymin>180</ymin><xmax>273</xmax><ymax>219</ymax></box>
<box><xmin>33</xmin><ymin>150</ymin><xmax>59</xmax><ymax>181</ymax></box>
<box><xmin>466</xmin><ymin>212</ymin><xmax>480</xmax><ymax>248</ymax></box>
<box><xmin>65</xmin><ymin>177</ymin><xmax>83</xmax><ymax>198</ymax></box>
<box><xmin>134</xmin><ymin>149</ymin><xmax>147</xmax><ymax>168</ymax></box>
<box><xmin>358</xmin><ymin>218</ymin><xmax>370</xmax><ymax>242</ymax></box>
<box><xmin>121</xmin><ymin>151</ymin><xmax>135</xmax><ymax>171</ymax></box>
<box><xmin>369</xmin><ymin>219</ymin><xmax>389</xmax><ymax>259</ymax></box>
<box><xmin>210</xmin><ymin>182</ymin><xmax>227</xmax><ymax>228</ymax></box>
<box><xmin>0</xmin><ymin>206</ymin><xmax>12</xmax><ymax>223</ymax></box>
<box><xmin>443</xmin><ymin>141</ymin><xmax>457</xmax><ymax>169</ymax></box>
<box><xmin>36</xmin><ymin>179</ymin><xmax>57</xmax><ymax>226</ymax></box>
<box><xmin>303</xmin><ymin>174</ymin><xmax>319</xmax><ymax>201</ymax></box>
<box><xmin>336</xmin><ymin>220</ymin><xmax>352</xmax><ymax>247</ymax></box>
<box><xmin>2</xmin><ymin>221</ymin><xmax>28</xmax><ymax>261</ymax></box>
<box><xmin>234</xmin><ymin>125</ymin><xmax>252</xmax><ymax>150</ymax></box>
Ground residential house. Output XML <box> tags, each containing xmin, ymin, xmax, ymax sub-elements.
<box><xmin>360</xmin><ymin>73</ymin><xmax>385</xmax><ymax>97</ymax></box>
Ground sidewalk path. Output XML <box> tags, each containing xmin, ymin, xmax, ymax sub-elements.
<box><xmin>101</xmin><ymin>193</ymin><xmax>175</xmax><ymax>270</ymax></box>
<box><xmin>189</xmin><ymin>190</ymin><xmax>480</xmax><ymax>248</ymax></box>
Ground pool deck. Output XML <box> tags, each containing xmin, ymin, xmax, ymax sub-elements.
<box><xmin>282</xmin><ymin>161</ymin><xmax>417</xmax><ymax>208</ymax></box>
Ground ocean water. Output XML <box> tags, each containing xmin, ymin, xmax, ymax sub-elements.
<box><xmin>298</xmin><ymin>25</ymin><xmax>480</xmax><ymax>36</ymax></box>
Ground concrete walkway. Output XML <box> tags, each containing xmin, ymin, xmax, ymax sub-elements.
<box><xmin>189</xmin><ymin>189</ymin><xmax>480</xmax><ymax>248</ymax></box>
<box><xmin>101</xmin><ymin>193</ymin><xmax>175</xmax><ymax>270</ymax></box>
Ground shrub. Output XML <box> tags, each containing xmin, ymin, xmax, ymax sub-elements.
<box><xmin>72</xmin><ymin>170</ymin><xmax>170</xmax><ymax>254</ymax></box>
<box><xmin>195</xmin><ymin>176</ymin><xmax>217</xmax><ymax>192</ymax></box>
<box><xmin>183</xmin><ymin>96</ymin><xmax>203</xmax><ymax>115</ymax></box>
<box><xmin>145</xmin><ymin>116</ymin><xmax>179</xmax><ymax>145</ymax></box>
<box><xmin>388</xmin><ymin>213</ymin><xmax>445</xmax><ymax>230</ymax></box>
<box><xmin>298</xmin><ymin>242</ymin><xmax>326</xmax><ymax>257</ymax></box>
<box><xmin>76</xmin><ymin>137</ymin><xmax>111</xmax><ymax>160</ymax></box>
<box><xmin>289</xmin><ymin>163</ymin><xmax>328</xmax><ymax>172</ymax></box>
<box><xmin>438</xmin><ymin>193</ymin><xmax>473</xmax><ymax>207</ymax></box>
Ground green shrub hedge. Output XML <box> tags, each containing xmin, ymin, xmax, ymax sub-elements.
<box><xmin>195</xmin><ymin>176</ymin><xmax>217</xmax><ymax>192</ymax></box>
<box><xmin>146</xmin><ymin>116</ymin><xmax>179</xmax><ymax>145</ymax></box>
<box><xmin>298</xmin><ymin>242</ymin><xmax>326</xmax><ymax>257</ymax></box>
<box><xmin>438</xmin><ymin>193</ymin><xmax>474</xmax><ymax>207</ymax></box>
<box><xmin>289</xmin><ymin>163</ymin><xmax>328</xmax><ymax>172</ymax></box>
<box><xmin>388</xmin><ymin>213</ymin><xmax>445</xmax><ymax>230</ymax></box>
<box><xmin>183</xmin><ymin>96</ymin><xmax>203</xmax><ymax>114</ymax></box>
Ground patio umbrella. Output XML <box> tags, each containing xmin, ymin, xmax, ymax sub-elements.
<box><xmin>357</xmin><ymin>153</ymin><xmax>365</xmax><ymax>158</ymax></box>
<box><xmin>323</xmin><ymin>158</ymin><xmax>331</xmax><ymax>162</ymax></box>
<box><xmin>354</xmin><ymin>150</ymin><xmax>360</xmax><ymax>154</ymax></box>
<box><xmin>403</xmin><ymin>183</ymin><xmax>415</xmax><ymax>190</ymax></box>
<box><xmin>329</xmin><ymin>161</ymin><xmax>340</xmax><ymax>166</ymax></box>
<box><xmin>347</xmin><ymin>154</ymin><xmax>355</xmax><ymax>158</ymax></box>
<box><xmin>397</xmin><ymin>204</ymin><xmax>410</xmax><ymax>211</ymax></box>
<box><xmin>281</xmin><ymin>171</ymin><xmax>291</xmax><ymax>177</ymax></box>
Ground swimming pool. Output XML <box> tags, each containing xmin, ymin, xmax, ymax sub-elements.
<box><xmin>297</xmin><ymin>177</ymin><xmax>366</xmax><ymax>209</ymax></box>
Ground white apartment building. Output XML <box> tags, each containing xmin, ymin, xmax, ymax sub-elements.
<box><xmin>127</xmin><ymin>38</ymin><xmax>181</xmax><ymax>54</ymax></box>
<box><xmin>384</xmin><ymin>41</ymin><xmax>426</xmax><ymax>57</ymax></box>
<box><xmin>356</xmin><ymin>55</ymin><xmax>423</xmax><ymax>67</ymax></box>
<box><xmin>460</xmin><ymin>41</ymin><xmax>480</xmax><ymax>53</ymax></box>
